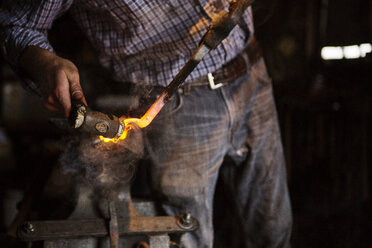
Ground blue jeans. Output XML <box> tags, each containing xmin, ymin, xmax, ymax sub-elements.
<box><xmin>141</xmin><ymin>58</ymin><xmax>292</xmax><ymax>247</ymax></box>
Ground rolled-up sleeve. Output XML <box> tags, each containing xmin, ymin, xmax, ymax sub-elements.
<box><xmin>0</xmin><ymin>0</ymin><xmax>73</xmax><ymax>92</ymax></box>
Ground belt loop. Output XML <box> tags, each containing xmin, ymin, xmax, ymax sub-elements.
<box><xmin>241</xmin><ymin>51</ymin><xmax>250</xmax><ymax>69</ymax></box>
<box><xmin>182</xmin><ymin>83</ymin><xmax>191</xmax><ymax>95</ymax></box>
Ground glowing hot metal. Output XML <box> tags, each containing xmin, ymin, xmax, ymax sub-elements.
<box><xmin>100</xmin><ymin>92</ymin><xmax>167</xmax><ymax>143</ymax></box>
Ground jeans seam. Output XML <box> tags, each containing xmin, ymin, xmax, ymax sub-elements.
<box><xmin>220</xmin><ymin>86</ymin><xmax>234</xmax><ymax>145</ymax></box>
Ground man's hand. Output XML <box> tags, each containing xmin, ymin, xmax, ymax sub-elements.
<box><xmin>19</xmin><ymin>46</ymin><xmax>87</xmax><ymax>117</ymax></box>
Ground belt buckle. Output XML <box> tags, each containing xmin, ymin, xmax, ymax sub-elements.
<box><xmin>207</xmin><ymin>73</ymin><xmax>223</xmax><ymax>90</ymax></box>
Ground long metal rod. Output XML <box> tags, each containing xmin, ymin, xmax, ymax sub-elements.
<box><xmin>160</xmin><ymin>0</ymin><xmax>254</xmax><ymax>102</ymax></box>
<box><xmin>163</xmin><ymin>45</ymin><xmax>210</xmax><ymax>100</ymax></box>
<box><xmin>109</xmin><ymin>200</ymin><xmax>119</xmax><ymax>248</ymax></box>
<box><xmin>134</xmin><ymin>0</ymin><xmax>254</xmax><ymax>126</ymax></box>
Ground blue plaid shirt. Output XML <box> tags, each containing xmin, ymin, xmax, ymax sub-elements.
<box><xmin>0</xmin><ymin>0</ymin><xmax>253</xmax><ymax>91</ymax></box>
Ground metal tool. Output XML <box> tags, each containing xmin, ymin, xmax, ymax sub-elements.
<box><xmin>17</xmin><ymin>215</ymin><xmax>199</xmax><ymax>242</ymax></box>
<box><xmin>163</xmin><ymin>0</ymin><xmax>254</xmax><ymax>97</ymax></box>
<box><xmin>68</xmin><ymin>100</ymin><xmax>124</xmax><ymax>139</ymax></box>
<box><xmin>17</xmin><ymin>183</ymin><xmax>199</xmax><ymax>247</ymax></box>
<box><xmin>108</xmin><ymin>195</ymin><xmax>119</xmax><ymax>248</ymax></box>
<box><xmin>68</xmin><ymin>0</ymin><xmax>254</xmax><ymax>139</ymax></box>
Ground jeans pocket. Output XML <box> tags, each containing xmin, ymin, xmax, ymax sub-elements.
<box><xmin>250</xmin><ymin>58</ymin><xmax>272</xmax><ymax>86</ymax></box>
<box><xmin>157</xmin><ymin>90</ymin><xmax>184</xmax><ymax>118</ymax></box>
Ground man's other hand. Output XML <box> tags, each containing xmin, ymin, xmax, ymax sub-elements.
<box><xmin>19</xmin><ymin>46</ymin><xmax>87</xmax><ymax>117</ymax></box>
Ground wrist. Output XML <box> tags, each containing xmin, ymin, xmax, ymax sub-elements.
<box><xmin>19</xmin><ymin>46</ymin><xmax>58</xmax><ymax>82</ymax></box>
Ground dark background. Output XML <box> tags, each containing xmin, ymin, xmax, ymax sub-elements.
<box><xmin>0</xmin><ymin>0</ymin><xmax>371</xmax><ymax>247</ymax></box>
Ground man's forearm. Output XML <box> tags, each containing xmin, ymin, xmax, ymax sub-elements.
<box><xmin>0</xmin><ymin>0</ymin><xmax>73</xmax><ymax>82</ymax></box>
<box><xmin>19</xmin><ymin>46</ymin><xmax>57</xmax><ymax>84</ymax></box>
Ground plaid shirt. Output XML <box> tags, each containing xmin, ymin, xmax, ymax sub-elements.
<box><xmin>0</xmin><ymin>0</ymin><xmax>253</xmax><ymax>91</ymax></box>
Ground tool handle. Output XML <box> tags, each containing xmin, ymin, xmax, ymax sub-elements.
<box><xmin>69</xmin><ymin>99</ymin><xmax>87</xmax><ymax>129</ymax></box>
<box><xmin>202</xmin><ymin>0</ymin><xmax>254</xmax><ymax>49</ymax></box>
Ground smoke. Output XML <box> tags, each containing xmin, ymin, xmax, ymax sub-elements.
<box><xmin>59</xmin><ymin>128</ymin><xmax>144</xmax><ymax>190</ymax></box>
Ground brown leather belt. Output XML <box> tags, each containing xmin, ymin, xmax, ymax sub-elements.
<box><xmin>183</xmin><ymin>35</ymin><xmax>262</xmax><ymax>90</ymax></box>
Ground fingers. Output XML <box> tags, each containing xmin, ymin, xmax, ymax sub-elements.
<box><xmin>44</xmin><ymin>95</ymin><xmax>59</xmax><ymax>111</ymax></box>
<box><xmin>69</xmin><ymin>72</ymin><xmax>83</xmax><ymax>100</ymax></box>
<box><xmin>44</xmin><ymin>92</ymin><xmax>60</xmax><ymax>110</ymax></box>
<box><xmin>68</xmin><ymin>70</ymin><xmax>88</xmax><ymax>106</ymax></box>
<box><xmin>54</xmin><ymin>61</ymin><xmax>87</xmax><ymax>117</ymax></box>
<box><xmin>44</xmin><ymin>66</ymin><xmax>85</xmax><ymax>117</ymax></box>
<box><xmin>55</xmin><ymin>69</ymin><xmax>72</xmax><ymax>117</ymax></box>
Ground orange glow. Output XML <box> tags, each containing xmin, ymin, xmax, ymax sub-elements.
<box><xmin>100</xmin><ymin>92</ymin><xmax>167</xmax><ymax>143</ymax></box>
